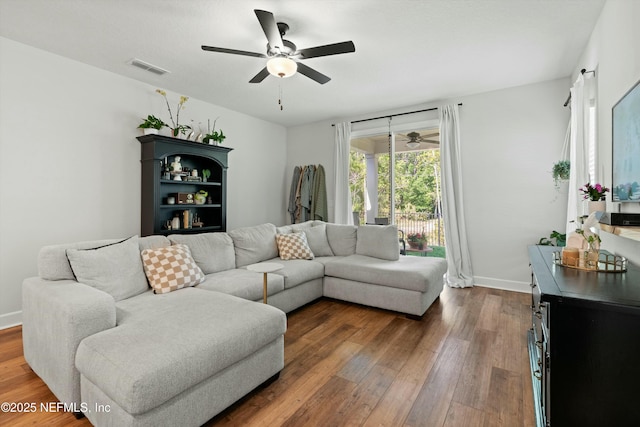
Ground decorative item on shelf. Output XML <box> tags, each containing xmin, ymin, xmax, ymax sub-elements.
<box><xmin>580</xmin><ymin>182</ymin><xmax>609</xmax><ymax>214</ymax></box>
<box><xmin>552</xmin><ymin>160</ymin><xmax>570</xmax><ymax>189</ymax></box>
<box><xmin>171</xmin><ymin>214</ymin><xmax>181</xmax><ymax>230</ymax></box>
<box><xmin>576</xmin><ymin>227</ymin><xmax>601</xmax><ymax>270</ymax></box>
<box><xmin>156</xmin><ymin>89</ymin><xmax>191</xmax><ymax>137</ymax></box>
<box><xmin>407</xmin><ymin>232</ymin><xmax>427</xmax><ymax>250</ymax></box>
<box><xmin>203</xmin><ymin>117</ymin><xmax>226</xmax><ymax>145</ymax></box>
<box><xmin>138</xmin><ymin>115</ymin><xmax>167</xmax><ymax>135</ymax></box>
<box><xmin>167</xmin><ymin>196</ymin><xmax>176</xmax><ymax>205</ymax></box>
<box><xmin>177</xmin><ymin>193</ymin><xmax>194</xmax><ymax>204</ymax></box>
<box><xmin>192</xmin><ymin>213</ymin><xmax>203</xmax><ymax>228</ymax></box>
<box><xmin>194</xmin><ymin>190</ymin><xmax>208</xmax><ymax>205</ymax></box>
<box><xmin>183</xmin><ymin>210</ymin><xmax>190</xmax><ymax>229</ymax></box>
<box><xmin>202</xmin><ymin>169</ymin><xmax>211</xmax><ymax>182</ymax></box>
<box><xmin>171</xmin><ymin>156</ymin><xmax>182</xmax><ymax>172</ymax></box>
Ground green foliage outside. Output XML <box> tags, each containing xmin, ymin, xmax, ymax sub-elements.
<box><xmin>350</xmin><ymin>149</ymin><xmax>441</xmax><ymax>216</ymax></box>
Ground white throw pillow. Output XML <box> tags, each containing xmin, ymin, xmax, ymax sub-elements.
<box><xmin>228</xmin><ymin>223</ymin><xmax>278</xmax><ymax>267</ymax></box>
<box><xmin>355</xmin><ymin>225</ymin><xmax>400</xmax><ymax>261</ymax></box>
<box><xmin>168</xmin><ymin>232</ymin><xmax>236</xmax><ymax>274</ymax></box>
<box><xmin>66</xmin><ymin>236</ymin><xmax>149</xmax><ymax>301</ymax></box>
<box><xmin>326</xmin><ymin>224</ymin><xmax>358</xmax><ymax>256</ymax></box>
<box><xmin>303</xmin><ymin>223</ymin><xmax>334</xmax><ymax>257</ymax></box>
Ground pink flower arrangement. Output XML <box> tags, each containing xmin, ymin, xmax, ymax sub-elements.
<box><xmin>580</xmin><ymin>182</ymin><xmax>609</xmax><ymax>201</ymax></box>
<box><xmin>407</xmin><ymin>232</ymin><xmax>427</xmax><ymax>243</ymax></box>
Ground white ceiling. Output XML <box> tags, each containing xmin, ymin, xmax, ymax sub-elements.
<box><xmin>0</xmin><ymin>0</ymin><xmax>605</xmax><ymax>127</ymax></box>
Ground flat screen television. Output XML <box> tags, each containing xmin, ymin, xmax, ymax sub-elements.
<box><xmin>612</xmin><ymin>78</ymin><xmax>640</xmax><ymax>202</ymax></box>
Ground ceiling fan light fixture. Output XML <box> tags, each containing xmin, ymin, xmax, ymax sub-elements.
<box><xmin>267</xmin><ymin>56</ymin><xmax>297</xmax><ymax>78</ymax></box>
<box><xmin>406</xmin><ymin>142</ymin><xmax>420</xmax><ymax>149</ymax></box>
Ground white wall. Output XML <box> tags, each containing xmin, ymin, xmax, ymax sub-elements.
<box><xmin>573</xmin><ymin>0</ymin><xmax>640</xmax><ymax>265</ymax></box>
<box><xmin>0</xmin><ymin>37</ymin><xmax>287</xmax><ymax>328</ymax></box>
<box><xmin>458</xmin><ymin>79</ymin><xmax>569</xmax><ymax>290</ymax></box>
<box><xmin>286</xmin><ymin>78</ymin><xmax>570</xmax><ymax>293</ymax></box>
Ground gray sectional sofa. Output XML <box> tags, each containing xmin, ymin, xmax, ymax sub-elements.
<box><xmin>22</xmin><ymin>220</ymin><xmax>447</xmax><ymax>427</ymax></box>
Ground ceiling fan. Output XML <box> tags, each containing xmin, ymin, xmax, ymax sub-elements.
<box><xmin>399</xmin><ymin>131</ymin><xmax>440</xmax><ymax>149</ymax></box>
<box><xmin>201</xmin><ymin>9</ymin><xmax>355</xmax><ymax>84</ymax></box>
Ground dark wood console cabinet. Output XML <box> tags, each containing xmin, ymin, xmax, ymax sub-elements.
<box><xmin>138</xmin><ymin>135</ymin><xmax>232</xmax><ymax>236</ymax></box>
<box><xmin>528</xmin><ymin>245</ymin><xmax>640</xmax><ymax>427</ymax></box>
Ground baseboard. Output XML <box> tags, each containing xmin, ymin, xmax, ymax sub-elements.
<box><xmin>0</xmin><ymin>310</ymin><xmax>22</xmax><ymax>330</ymax></box>
<box><xmin>474</xmin><ymin>276</ymin><xmax>530</xmax><ymax>293</ymax></box>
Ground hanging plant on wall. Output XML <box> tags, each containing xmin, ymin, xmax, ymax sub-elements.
<box><xmin>552</xmin><ymin>160</ymin><xmax>570</xmax><ymax>189</ymax></box>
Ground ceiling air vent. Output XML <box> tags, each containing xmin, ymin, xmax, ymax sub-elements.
<box><xmin>129</xmin><ymin>58</ymin><xmax>170</xmax><ymax>76</ymax></box>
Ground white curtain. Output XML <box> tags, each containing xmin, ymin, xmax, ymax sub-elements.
<box><xmin>440</xmin><ymin>104</ymin><xmax>474</xmax><ymax>288</ymax></box>
<box><xmin>334</xmin><ymin>122</ymin><xmax>353</xmax><ymax>224</ymax></box>
<box><xmin>566</xmin><ymin>73</ymin><xmax>594</xmax><ymax>235</ymax></box>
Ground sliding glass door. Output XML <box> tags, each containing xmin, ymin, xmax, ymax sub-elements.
<box><xmin>350</xmin><ymin>123</ymin><xmax>445</xmax><ymax>251</ymax></box>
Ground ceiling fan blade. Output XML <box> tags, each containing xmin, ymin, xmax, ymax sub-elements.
<box><xmin>201</xmin><ymin>45</ymin><xmax>266</xmax><ymax>58</ymax></box>
<box><xmin>249</xmin><ymin>67</ymin><xmax>270</xmax><ymax>83</ymax></box>
<box><xmin>254</xmin><ymin>9</ymin><xmax>284</xmax><ymax>51</ymax></box>
<box><xmin>296</xmin><ymin>41</ymin><xmax>355</xmax><ymax>59</ymax></box>
<box><xmin>296</xmin><ymin>62</ymin><xmax>331</xmax><ymax>84</ymax></box>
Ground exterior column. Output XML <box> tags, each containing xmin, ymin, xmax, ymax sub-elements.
<box><xmin>365</xmin><ymin>153</ymin><xmax>378</xmax><ymax>224</ymax></box>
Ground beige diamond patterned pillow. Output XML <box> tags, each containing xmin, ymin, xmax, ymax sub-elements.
<box><xmin>141</xmin><ymin>244</ymin><xmax>205</xmax><ymax>294</ymax></box>
<box><xmin>276</xmin><ymin>232</ymin><xmax>314</xmax><ymax>260</ymax></box>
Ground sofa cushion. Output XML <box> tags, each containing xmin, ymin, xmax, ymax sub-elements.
<box><xmin>304</xmin><ymin>223</ymin><xmax>334</xmax><ymax>257</ymax></box>
<box><xmin>276</xmin><ymin>232</ymin><xmax>314</xmax><ymax>260</ymax></box>
<box><xmin>265</xmin><ymin>258</ymin><xmax>325</xmax><ymax>289</ymax></box>
<box><xmin>141</xmin><ymin>244</ymin><xmax>205</xmax><ymax>294</ymax></box>
<box><xmin>76</xmin><ymin>288</ymin><xmax>286</xmax><ymax>415</ymax></box>
<box><xmin>168</xmin><ymin>232</ymin><xmax>235</xmax><ymax>274</ymax></box>
<box><xmin>356</xmin><ymin>225</ymin><xmax>400</xmax><ymax>261</ymax></box>
<box><xmin>39</xmin><ymin>236</ymin><xmax>170</xmax><ymax>281</ymax></box>
<box><xmin>65</xmin><ymin>236</ymin><xmax>149</xmax><ymax>301</ymax></box>
<box><xmin>228</xmin><ymin>223</ymin><xmax>278</xmax><ymax>267</ymax></box>
<box><xmin>326</xmin><ymin>224</ymin><xmax>357</xmax><ymax>256</ymax></box>
<box><xmin>290</xmin><ymin>220</ymin><xmax>320</xmax><ymax>232</ymax></box>
<box><xmin>197</xmin><ymin>269</ymin><xmax>285</xmax><ymax>301</ymax></box>
<box><xmin>324</xmin><ymin>254</ymin><xmax>447</xmax><ymax>293</ymax></box>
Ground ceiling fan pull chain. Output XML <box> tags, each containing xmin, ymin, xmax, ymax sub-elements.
<box><xmin>279</xmin><ymin>83</ymin><xmax>284</xmax><ymax>111</ymax></box>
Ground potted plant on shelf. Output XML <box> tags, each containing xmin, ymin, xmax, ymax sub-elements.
<box><xmin>156</xmin><ymin>89</ymin><xmax>191</xmax><ymax>137</ymax></box>
<box><xmin>202</xmin><ymin>169</ymin><xmax>211</xmax><ymax>182</ymax></box>
<box><xmin>194</xmin><ymin>190</ymin><xmax>208</xmax><ymax>205</ymax></box>
<box><xmin>552</xmin><ymin>160</ymin><xmax>570</xmax><ymax>189</ymax></box>
<box><xmin>580</xmin><ymin>182</ymin><xmax>609</xmax><ymax>214</ymax></box>
<box><xmin>138</xmin><ymin>115</ymin><xmax>167</xmax><ymax>135</ymax></box>
<box><xmin>203</xmin><ymin>117</ymin><xmax>226</xmax><ymax>145</ymax></box>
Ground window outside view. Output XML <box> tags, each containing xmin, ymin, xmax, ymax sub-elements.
<box><xmin>350</xmin><ymin>130</ymin><xmax>445</xmax><ymax>258</ymax></box>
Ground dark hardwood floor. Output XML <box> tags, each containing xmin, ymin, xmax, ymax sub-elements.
<box><xmin>0</xmin><ymin>286</ymin><xmax>535</xmax><ymax>426</ymax></box>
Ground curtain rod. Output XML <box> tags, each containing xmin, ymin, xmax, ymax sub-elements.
<box><xmin>331</xmin><ymin>103</ymin><xmax>463</xmax><ymax>127</ymax></box>
<box><xmin>563</xmin><ymin>68</ymin><xmax>595</xmax><ymax>107</ymax></box>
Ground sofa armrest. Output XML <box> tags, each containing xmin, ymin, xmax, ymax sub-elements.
<box><xmin>22</xmin><ymin>277</ymin><xmax>116</xmax><ymax>407</ymax></box>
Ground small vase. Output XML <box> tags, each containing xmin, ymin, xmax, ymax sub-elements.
<box><xmin>143</xmin><ymin>128</ymin><xmax>159</xmax><ymax>135</ymax></box>
<box><xmin>585</xmin><ymin>240</ymin><xmax>600</xmax><ymax>269</ymax></box>
<box><xmin>588</xmin><ymin>200</ymin><xmax>606</xmax><ymax>214</ymax></box>
<box><xmin>586</xmin><ymin>248</ymin><xmax>599</xmax><ymax>269</ymax></box>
